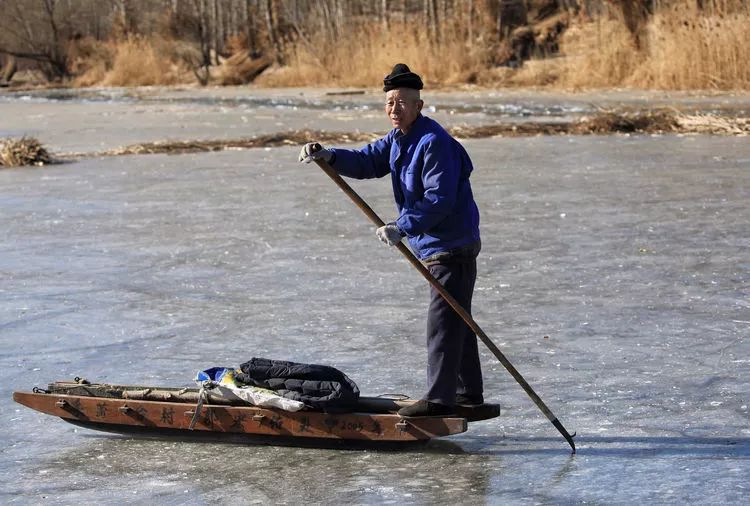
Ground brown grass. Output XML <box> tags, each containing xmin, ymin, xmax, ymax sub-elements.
<box><xmin>102</xmin><ymin>36</ymin><xmax>188</xmax><ymax>86</ymax></box>
<box><xmin>56</xmin><ymin>2</ymin><xmax>749</xmax><ymax>91</ymax></box>
<box><xmin>70</xmin><ymin>35</ymin><xmax>196</xmax><ymax>87</ymax></box>
<box><xmin>557</xmin><ymin>2</ymin><xmax>750</xmax><ymax>90</ymax></box>
<box><xmin>67</xmin><ymin>36</ymin><xmax>114</xmax><ymax>87</ymax></box>
<box><xmin>641</xmin><ymin>6</ymin><xmax>749</xmax><ymax>89</ymax></box>
<box><xmin>251</xmin><ymin>5</ymin><xmax>749</xmax><ymax>91</ymax></box>
<box><xmin>254</xmin><ymin>21</ymin><xmax>492</xmax><ymax>88</ymax></box>
<box><xmin>556</xmin><ymin>18</ymin><xmax>641</xmax><ymax>88</ymax></box>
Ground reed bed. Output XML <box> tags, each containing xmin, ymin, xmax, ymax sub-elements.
<box><xmin>7</xmin><ymin>1</ymin><xmax>749</xmax><ymax>90</ymax></box>
<box><xmin>71</xmin><ymin>35</ymin><xmax>196</xmax><ymax>87</ymax></box>
<box><xmin>557</xmin><ymin>2</ymin><xmax>750</xmax><ymax>90</ymax></box>
<box><xmin>260</xmin><ymin>3</ymin><xmax>749</xmax><ymax>90</ymax></box>
<box><xmin>254</xmin><ymin>21</ymin><xmax>492</xmax><ymax>88</ymax></box>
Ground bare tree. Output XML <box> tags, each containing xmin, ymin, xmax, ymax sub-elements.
<box><xmin>0</xmin><ymin>0</ymin><xmax>645</xmax><ymax>84</ymax></box>
<box><xmin>263</xmin><ymin>0</ymin><xmax>283</xmax><ymax>64</ymax></box>
<box><xmin>0</xmin><ymin>0</ymin><xmax>68</xmax><ymax>79</ymax></box>
<box><xmin>196</xmin><ymin>0</ymin><xmax>212</xmax><ymax>82</ymax></box>
<box><xmin>0</xmin><ymin>54</ymin><xmax>18</xmax><ymax>84</ymax></box>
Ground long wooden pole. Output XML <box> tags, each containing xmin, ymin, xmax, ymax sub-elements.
<box><xmin>314</xmin><ymin>159</ymin><xmax>576</xmax><ymax>453</ymax></box>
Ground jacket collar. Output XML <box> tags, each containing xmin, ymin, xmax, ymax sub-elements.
<box><xmin>394</xmin><ymin>113</ymin><xmax>425</xmax><ymax>142</ymax></box>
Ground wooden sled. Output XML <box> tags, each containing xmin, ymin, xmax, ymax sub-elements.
<box><xmin>13</xmin><ymin>380</ymin><xmax>500</xmax><ymax>447</ymax></box>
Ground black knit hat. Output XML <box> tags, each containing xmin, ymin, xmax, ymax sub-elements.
<box><xmin>383</xmin><ymin>63</ymin><xmax>423</xmax><ymax>92</ymax></box>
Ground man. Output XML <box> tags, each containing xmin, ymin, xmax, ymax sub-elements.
<box><xmin>298</xmin><ymin>63</ymin><xmax>483</xmax><ymax>417</ymax></box>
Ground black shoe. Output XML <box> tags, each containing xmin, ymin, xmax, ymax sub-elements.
<box><xmin>455</xmin><ymin>393</ymin><xmax>484</xmax><ymax>407</ymax></box>
<box><xmin>397</xmin><ymin>400</ymin><xmax>455</xmax><ymax>418</ymax></box>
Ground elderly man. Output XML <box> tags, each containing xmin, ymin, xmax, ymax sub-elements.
<box><xmin>298</xmin><ymin>64</ymin><xmax>483</xmax><ymax>417</ymax></box>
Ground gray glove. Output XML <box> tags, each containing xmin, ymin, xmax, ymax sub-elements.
<box><xmin>376</xmin><ymin>222</ymin><xmax>404</xmax><ymax>246</ymax></box>
<box><xmin>298</xmin><ymin>142</ymin><xmax>333</xmax><ymax>164</ymax></box>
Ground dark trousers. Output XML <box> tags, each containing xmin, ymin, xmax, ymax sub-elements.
<box><xmin>424</xmin><ymin>243</ymin><xmax>483</xmax><ymax>406</ymax></box>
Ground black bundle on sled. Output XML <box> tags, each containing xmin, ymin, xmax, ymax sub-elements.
<box><xmin>236</xmin><ymin>357</ymin><xmax>360</xmax><ymax>413</ymax></box>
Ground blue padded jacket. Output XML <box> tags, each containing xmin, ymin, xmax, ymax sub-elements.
<box><xmin>330</xmin><ymin>114</ymin><xmax>480</xmax><ymax>260</ymax></box>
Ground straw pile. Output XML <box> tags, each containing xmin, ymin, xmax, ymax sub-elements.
<box><xmin>0</xmin><ymin>137</ymin><xmax>52</xmax><ymax>167</ymax></box>
<box><xmin>674</xmin><ymin>114</ymin><xmax>750</xmax><ymax>136</ymax></box>
<box><xmin>99</xmin><ymin>130</ymin><xmax>377</xmax><ymax>156</ymax></box>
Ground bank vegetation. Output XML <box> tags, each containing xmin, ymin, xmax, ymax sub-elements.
<box><xmin>0</xmin><ymin>0</ymin><xmax>748</xmax><ymax>90</ymax></box>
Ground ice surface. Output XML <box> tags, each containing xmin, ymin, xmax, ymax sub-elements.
<box><xmin>0</xmin><ymin>88</ymin><xmax>748</xmax><ymax>504</ymax></box>
<box><xmin>3</xmin><ymin>86</ymin><xmax>749</xmax><ymax>154</ymax></box>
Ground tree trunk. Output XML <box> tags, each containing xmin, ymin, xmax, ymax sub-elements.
<box><xmin>422</xmin><ymin>0</ymin><xmax>439</xmax><ymax>43</ymax></box>
<box><xmin>467</xmin><ymin>0</ymin><xmax>474</xmax><ymax>41</ymax></box>
<box><xmin>245</xmin><ymin>0</ymin><xmax>258</xmax><ymax>53</ymax></box>
<box><xmin>264</xmin><ymin>0</ymin><xmax>283</xmax><ymax>64</ymax></box>
<box><xmin>618</xmin><ymin>0</ymin><xmax>653</xmax><ymax>49</ymax></box>
<box><xmin>499</xmin><ymin>0</ymin><xmax>528</xmax><ymax>37</ymax></box>
<box><xmin>1</xmin><ymin>54</ymin><xmax>18</xmax><ymax>84</ymax></box>
<box><xmin>196</xmin><ymin>0</ymin><xmax>211</xmax><ymax>84</ymax></box>
<box><xmin>41</xmin><ymin>0</ymin><xmax>68</xmax><ymax>79</ymax></box>
<box><xmin>211</xmin><ymin>0</ymin><xmax>221</xmax><ymax>63</ymax></box>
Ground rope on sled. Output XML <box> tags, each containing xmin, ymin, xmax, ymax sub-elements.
<box><xmin>188</xmin><ymin>380</ymin><xmax>215</xmax><ymax>430</ymax></box>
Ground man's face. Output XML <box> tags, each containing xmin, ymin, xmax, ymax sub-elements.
<box><xmin>385</xmin><ymin>88</ymin><xmax>423</xmax><ymax>133</ymax></box>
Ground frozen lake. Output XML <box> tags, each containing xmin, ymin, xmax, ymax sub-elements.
<box><xmin>3</xmin><ymin>86</ymin><xmax>749</xmax><ymax>153</ymax></box>
<box><xmin>1</xmin><ymin>87</ymin><xmax>748</xmax><ymax>504</ymax></box>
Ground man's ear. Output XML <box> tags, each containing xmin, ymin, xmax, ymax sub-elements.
<box><xmin>417</xmin><ymin>100</ymin><xmax>424</xmax><ymax>112</ymax></box>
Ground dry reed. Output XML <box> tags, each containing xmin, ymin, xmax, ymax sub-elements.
<box><xmin>675</xmin><ymin>113</ymin><xmax>750</xmax><ymax>135</ymax></box>
<box><xmin>0</xmin><ymin>137</ymin><xmax>52</xmax><ymax>167</ymax></box>
<box><xmin>255</xmin><ymin>21</ymin><xmax>493</xmax><ymax>88</ymax></box>
<box><xmin>557</xmin><ymin>2</ymin><xmax>750</xmax><ymax>90</ymax></box>
<box><xmin>253</xmin><ymin>4</ymin><xmax>748</xmax><ymax>90</ymax></box>
<box><xmin>102</xmin><ymin>36</ymin><xmax>185</xmax><ymax>86</ymax></box>
<box><xmin>70</xmin><ymin>35</ymin><xmax>195</xmax><ymax>87</ymax></box>
<box><xmin>640</xmin><ymin>6</ymin><xmax>750</xmax><ymax>89</ymax></box>
<box><xmin>56</xmin><ymin>1</ymin><xmax>749</xmax><ymax>90</ymax></box>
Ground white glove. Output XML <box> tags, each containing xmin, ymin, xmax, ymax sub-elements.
<box><xmin>376</xmin><ymin>223</ymin><xmax>404</xmax><ymax>246</ymax></box>
<box><xmin>298</xmin><ymin>142</ymin><xmax>333</xmax><ymax>164</ymax></box>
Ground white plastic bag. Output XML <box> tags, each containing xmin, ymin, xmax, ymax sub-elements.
<box><xmin>195</xmin><ymin>367</ymin><xmax>305</xmax><ymax>412</ymax></box>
